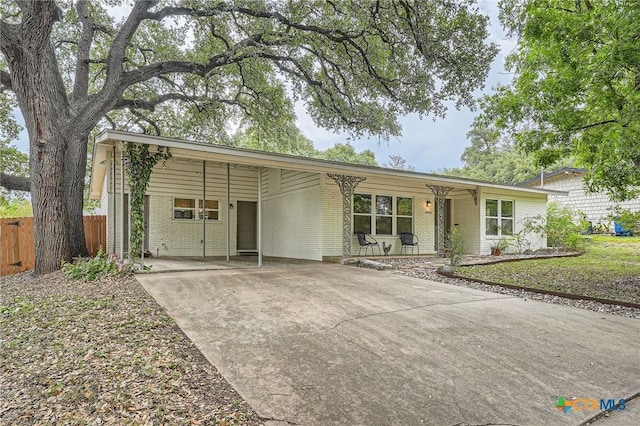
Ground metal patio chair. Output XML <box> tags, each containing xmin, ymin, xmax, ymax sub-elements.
<box><xmin>399</xmin><ymin>232</ymin><xmax>419</xmax><ymax>255</ymax></box>
<box><xmin>356</xmin><ymin>232</ymin><xmax>381</xmax><ymax>256</ymax></box>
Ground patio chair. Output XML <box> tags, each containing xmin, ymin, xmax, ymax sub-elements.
<box><xmin>399</xmin><ymin>232</ymin><xmax>419</xmax><ymax>255</ymax></box>
<box><xmin>356</xmin><ymin>232</ymin><xmax>381</xmax><ymax>256</ymax></box>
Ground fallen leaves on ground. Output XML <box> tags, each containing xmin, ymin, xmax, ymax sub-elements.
<box><xmin>0</xmin><ymin>271</ymin><xmax>260</xmax><ymax>425</ymax></box>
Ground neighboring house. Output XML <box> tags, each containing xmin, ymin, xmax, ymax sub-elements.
<box><xmin>89</xmin><ymin>130</ymin><xmax>562</xmax><ymax>261</ymax></box>
<box><xmin>519</xmin><ymin>168</ymin><xmax>640</xmax><ymax>227</ymax></box>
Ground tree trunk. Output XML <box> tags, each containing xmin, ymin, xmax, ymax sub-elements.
<box><xmin>65</xmin><ymin>134</ymin><xmax>89</xmax><ymax>257</ymax></box>
<box><xmin>31</xmin><ymin>134</ymin><xmax>72</xmax><ymax>273</ymax></box>
<box><xmin>3</xmin><ymin>21</ymin><xmax>74</xmax><ymax>274</ymax></box>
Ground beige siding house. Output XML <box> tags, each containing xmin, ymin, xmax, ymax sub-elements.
<box><xmin>520</xmin><ymin>168</ymin><xmax>640</xmax><ymax>227</ymax></box>
<box><xmin>90</xmin><ymin>130</ymin><xmax>562</xmax><ymax>261</ymax></box>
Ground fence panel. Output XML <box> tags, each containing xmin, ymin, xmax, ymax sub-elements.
<box><xmin>0</xmin><ymin>215</ymin><xmax>106</xmax><ymax>276</ymax></box>
<box><xmin>83</xmin><ymin>215</ymin><xmax>106</xmax><ymax>256</ymax></box>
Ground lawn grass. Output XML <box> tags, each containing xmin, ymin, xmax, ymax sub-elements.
<box><xmin>456</xmin><ymin>235</ymin><xmax>640</xmax><ymax>304</ymax></box>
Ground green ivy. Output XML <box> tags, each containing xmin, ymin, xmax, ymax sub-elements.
<box><xmin>124</xmin><ymin>143</ymin><xmax>171</xmax><ymax>266</ymax></box>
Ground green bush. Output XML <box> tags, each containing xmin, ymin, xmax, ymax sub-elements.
<box><xmin>445</xmin><ymin>226</ymin><xmax>465</xmax><ymax>266</ymax></box>
<box><xmin>523</xmin><ymin>202</ymin><xmax>589</xmax><ymax>251</ymax></box>
<box><xmin>61</xmin><ymin>249</ymin><xmax>119</xmax><ymax>281</ymax></box>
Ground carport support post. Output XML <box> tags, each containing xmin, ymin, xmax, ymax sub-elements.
<box><xmin>427</xmin><ymin>185</ymin><xmax>453</xmax><ymax>257</ymax></box>
<box><xmin>328</xmin><ymin>174</ymin><xmax>366</xmax><ymax>258</ymax></box>
<box><xmin>258</xmin><ymin>166</ymin><xmax>262</xmax><ymax>267</ymax></box>
<box><xmin>119</xmin><ymin>147</ymin><xmax>125</xmax><ymax>260</ymax></box>
<box><xmin>226</xmin><ymin>162</ymin><xmax>230</xmax><ymax>263</ymax></box>
<box><xmin>202</xmin><ymin>160</ymin><xmax>206</xmax><ymax>259</ymax></box>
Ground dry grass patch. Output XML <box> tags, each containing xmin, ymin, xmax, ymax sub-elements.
<box><xmin>0</xmin><ymin>271</ymin><xmax>259</xmax><ymax>425</ymax></box>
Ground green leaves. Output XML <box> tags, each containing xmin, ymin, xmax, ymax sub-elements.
<box><xmin>124</xmin><ymin>143</ymin><xmax>171</xmax><ymax>265</ymax></box>
<box><xmin>484</xmin><ymin>0</ymin><xmax>640</xmax><ymax>199</ymax></box>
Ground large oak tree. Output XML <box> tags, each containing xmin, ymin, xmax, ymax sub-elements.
<box><xmin>0</xmin><ymin>0</ymin><xmax>497</xmax><ymax>274</ymax></box>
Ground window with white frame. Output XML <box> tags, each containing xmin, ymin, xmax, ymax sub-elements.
<box><xmin>353</xmin><ymin>193</ymin><xmax>413</xmax><ymax>235</ymax></box>
<box><xmin>353</xmin><ymin>193</ymin><xmax>372</xmax><ymax>234</ymax></box>
<box><xmin>396</xmin><ymin>197</ymin><xmax>413</xmax><ymax>233</ymax></box>
<box><xmin>376</xmin><ymin>195</ymin><xmax>393</xmax><ymax>234</ymax></box>
<box><xmin>485</xmin><ymin>199</ymin><xmax>514</xmax><ymax>235</ymax></box>
<box><xmin>173</xmin><ymin>198</ymin><xmax>220</xmax><ymax>221</ymax></box>
<box><xmin>199</xmin><ymin>199</ymin><xmax>219</xmax><ymax>220</ymax></box>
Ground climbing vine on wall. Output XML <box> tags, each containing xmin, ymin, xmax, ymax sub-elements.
<box><xmin>124</xmin><ymin>143</ymin><xmax>171</xmax><ymax>265</ymax></box>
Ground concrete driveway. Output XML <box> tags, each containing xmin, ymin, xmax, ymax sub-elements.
<box><xmin>136</xmin><ymin>263</ymin><xmax>640</xmax><ymax>425</ymax></box>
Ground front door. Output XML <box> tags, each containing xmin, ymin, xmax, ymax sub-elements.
<box><xmin>123</xmin><ymin>194</ymin><xmax>150</xmax><ymax>254</ymax></box>
<box><xmin>236</xmin><ymin>201</ymin><xmax>257</xmax><ymax>253</ymax></box>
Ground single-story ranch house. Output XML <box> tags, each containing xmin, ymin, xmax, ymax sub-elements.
<box><xmin>89</xmin><ymin>130</ymin><xmax>565</xmax><ymax>263</ymax></box>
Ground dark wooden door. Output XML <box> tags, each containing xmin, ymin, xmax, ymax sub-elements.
<box><xmin>236</xmin><ymin>201</ymin><xmax>257</xmax><ymax>252</ymax></box>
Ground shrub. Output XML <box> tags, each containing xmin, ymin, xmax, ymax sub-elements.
<box><xmin>445</xmin><ymin>226</ymin><xmax>465</xmax><ymax>266</ymax></box>
<box><xmin>523</xmin><ymin>202</ymin><xmax>589</xmax><ymax>251</ymax></box>
<box><xmin>61</xmin><ymin>249</ymin><xmax>120</xmax><ymax>281</ymax></box>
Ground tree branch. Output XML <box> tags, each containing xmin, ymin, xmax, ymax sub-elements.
<box><xmin>570</xmin><ymin>120</ymin><xmax>618</xmax><ymax>131</ymax></box>
<box><xmin>72</xmin><ymin>0</ymin><xmax>95</xmax><ymax>103</ymax></box>
<box><xmin>130</xmin><ymin>109</ymin><xmax>161</xmax><ymax>135</ymax></box>
<box><xmin>144</xmin><ymin>4</ymin><xmax>227</xmax><ymax>21</ymax></box>
<box><xmin>19</xmin><ymin>0</ymin><xmax>62</xmax><ymax>49</ymax></box>
<box><xmin>0</xmin><ymin>19</ymin><xmax>20</xmax><ymax>50</ymax></box>
<box><xmin>113</xmin><ymin>93</ymin><xmax>194</xmax><ymax>111</ymax></box>
<box><xmin>0</xmin><ymin>172</ymin><xmax>30</xmax><ymax>192</ymax></box>
<box><xmin>104</xmin><ymin>1</ymin><xmax>157</xmax><ymax>89</ymax></box>
<box><xmin>119</xmin><ymin>33</ymin><xmax>271</xmax><ymax>88</ymax></box>
<box><xmin>0</xmin><ymin>70</ymin><xmax>12</xmax><ymax>92</ymax></box>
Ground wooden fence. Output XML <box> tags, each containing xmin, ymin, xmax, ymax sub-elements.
<box><xmin>0</xmin><ymin>215</ymin><xmax>106</xmax><ymax>276</ymax></box>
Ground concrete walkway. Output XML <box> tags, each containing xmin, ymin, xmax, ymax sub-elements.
<box><xmin>136</xmin><ymin>264</ymin><xmax>640</xmax><ymax>425</ymax></box>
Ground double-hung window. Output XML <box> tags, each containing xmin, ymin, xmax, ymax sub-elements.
<box><xmin>199</xmin><ymin>200</ymin><xmax>219</xmax><ymax>220</ymax></box>
<box><xmin>353</xmin><ymin>194</ymin><xmax>372</xmax><ymax>234</ymax></box>
<box><xmin>174</xmin><ymin>198</ymin><xmax>196</xmax><ymax>219</ymax></box>
<box><xmin>485</xmin><ymin>199</ymin><xmax>514</xmax><ymax>235</ymax></box>
<box><xmin>375</xmin><ymin>195</ymin><xmax>393</xmax><ymax>234</ymax></box>
<box><xmin>353</xmin><ymin>194</ymin><xmax>413</xmax><ymax>235</ymax></box>
<box><xmin>174</xmin><ymin>198</ymin><xmax>220</xmax><ymax>221</ymax></box>
<box><xmin>396</xmin><ymin>197</ymin><xmax>413</xmax><ymax>233</ymax></box>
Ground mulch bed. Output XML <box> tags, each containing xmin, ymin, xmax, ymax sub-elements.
<box><xmin>0</xmin><ymin>271</ymin><xmax>261</xmax><ymax>425</ymax></box>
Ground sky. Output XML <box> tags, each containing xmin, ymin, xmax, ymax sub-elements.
<box><xmin>294</xmin><ymin>0</ymin><xmax>516</xmax><ymax>172</ymax></box>
<box><xmin>10</xmin><ymin>0</ymin><xmax>515</xmax><ymax>174</ymax></box>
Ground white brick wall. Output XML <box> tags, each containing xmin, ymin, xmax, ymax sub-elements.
<box><xmin>479</xmin><ymin>190</ymin><xmax>547</xmax><ymax>255</ymax></box>
<box><xmin>452</xmin><ymin>197</ymin><xmax>480</xmax><ymax>254</ymax></box>
<box><xmin>542</xmin><ymin>174</ymin><xmax>640</xmax><ymax>225</ymax></box>
<box><xmin>262</xmin><ymin>169</ymin><xmax>323</xmax><ymax>260</ymax></box>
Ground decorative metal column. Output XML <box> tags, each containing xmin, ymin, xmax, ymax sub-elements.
<box><xmin>427</xmin><ymin>185</ymin><xmax>453</xmax><ymax>256</ymax></box>
<box><xmin>328</xmin><ymin>174</ymin><xmax>366</xmax><ymax>258</ymax></box>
